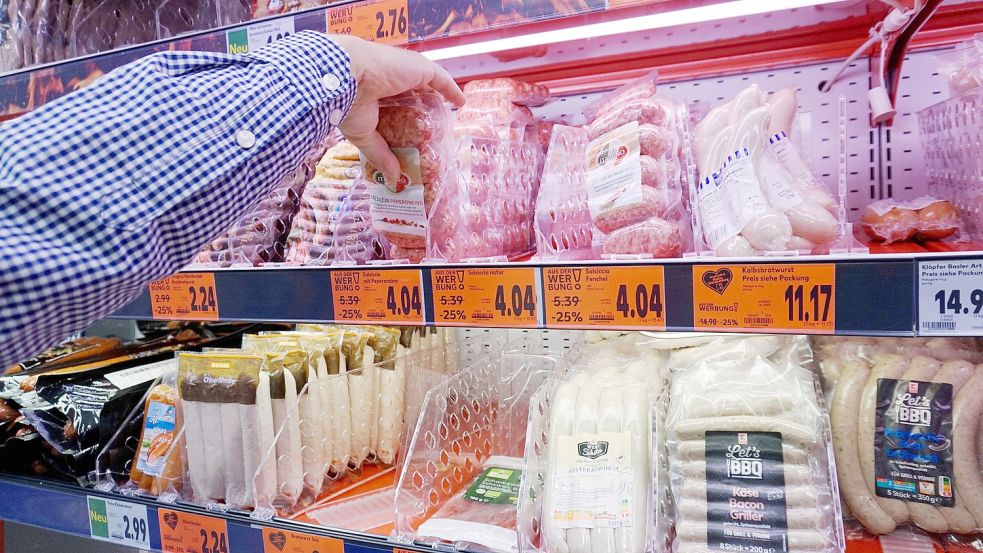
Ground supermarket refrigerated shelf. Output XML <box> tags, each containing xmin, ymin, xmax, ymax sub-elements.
<box><xmin>108</xmin><ymin>254</ymin><xmax>983</xmax><ymax>336</ymax></box>
<box><xmin>0</xmin><ymin>473</ymin><xmax>426</xmax><ymax>553</ymax></box>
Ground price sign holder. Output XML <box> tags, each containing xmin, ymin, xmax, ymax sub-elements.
<box><xmin>150</xmin><ymin>273</ymin><xmax>219</xmax><ymax>321</ymax></box>
<box><xmin>262</xmin><ymin>528</ymin><xmax>344</xmax><ymax>553</ymax></box>
<box><xmin>226</xmin><ymin>18</ymin><xmax>295</xmax><ymax>54</ymax></box>
<box><xmin>331</xmin><ymin>268</ymin><xmax>425</xmax><ymax>324</ymax></box>
<box><xmin>692</xmin><ymin>263</ymin><xmax>835</xmax><ymax>333</ymax></box>
<box><xmin>917</xmin><ymin>259</ymin><xmax>983</xmax><ymax>335</ymax></box>
<box><xmin>431</xmin><ymin>267</ymin><xmax>541</xmax><ymax>327</ymax></box>
<box><xmin>543</xmin><ymin>266</ymin><xmax>667</xmax><ymax>330</ymax></box>
<box><xmin>158</xmin><ymin>509</ymin><xmax>231</xmax><ymax>553</ymax></box>
<box><xmin>327</xmin><ymin>0</ymin><xmax>409</xmax><ymax>44</ymax></box>
<box><xmin>87</xmin><ymin>496</ymin><xmax>152</xmax><ymax>550</ymax></box>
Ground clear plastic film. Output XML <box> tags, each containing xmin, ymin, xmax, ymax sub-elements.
<box><xmin>815</xmin><ymin>337</ymin><xmax>983</xmax><ymax>535</ymax></box>
<box><xmin>663</xmin><ymin>335</ymin><xmax>843</xmax><ymax>553</ymax></box>
<box><xmin>519</xmin><ymin>332</ymin><xmax>665</xmax><ymax>553</ymax></box>
<box><xmin>691</xmin><ymin>85</ymin><xmax>842</xmax><ymax>256</ymax></box>
<box><xmin>395</xmin><ymin>348</ymin><xmax>559</xmax><ymax>553</ymax></box>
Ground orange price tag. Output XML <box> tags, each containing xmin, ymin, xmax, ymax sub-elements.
<box><xmin>432</xmin><ymin>267</ymin><xmax>540</xmax><ymax>327</ymax></box>
<box><xmin>692</xmin><ymin>264</ymin><xmax>836</xmax><ymax>333</ymax></box>
<box><xmin>328</xmin><ymin>0</ymin><xmax>409</xmax><ymax>45</ymax></box>
<box><xmin>149</xmin><ymin>273</ymin><xmax>219</xmax><ymax>321</ymax></box>
<box><xmin>262</xmin><ymin>528</ymin><xmax>343</xmax><ymax>553</ymax></box>
<box><xmin>332</xmin><ymin>268</ymin><xmax>425</xmax><ymax>324</ymax></box>
<box><xmin>157</xmin><ymin>509</ymin><xmax>230</xmax><ymax>553</ymax></box>
<box><xmin>543</xmin><ymin>266</ymin><xmax>666</xmax><ymax>329</ymax></box>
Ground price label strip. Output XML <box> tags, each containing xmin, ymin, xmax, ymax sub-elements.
<box><xmin>327</xmin><ymin>0</ymin><xmax>409</xmax><ymax>44</ymax></box>
<box><xmin>158</xmin><ymin>509</ymin><xmax>230</xmax><ymax>553</ymax></box>
<box><xmin>432</xmin><ymin>267</ymin><xmax>541</xmax><ymax>327</ymax></box>
<box><xmin>88</xmin><ymin>496</ymin><xmax>151</xmax><ymax>550</ymax></box>
<box><xmin>692</xmin><ymin>264</ymin><xmax>835</xmax><ymax>333</ymax></box>
<box><xmin>543</xmin><ymin>266</ymin><xmax>666</xmax><ymax>330</ymax></box>
<box><xmin>331</xmin><ymin>268</ymin><xmax>425</xmax><ymax>324</ymax></box>
<box><xmin>149</xmin><ymin>273</ymin><xmax>219</xmax><ymax>321</ymax></box>
<box><xmin>918</xmin><ymin>260</ymin><xmax>983</xmax><ymax>335</ymax></box>
<box><xmin>262</xmin><ymin>528</ymin><xmax>344</xmax><ymax>553</ymax></box>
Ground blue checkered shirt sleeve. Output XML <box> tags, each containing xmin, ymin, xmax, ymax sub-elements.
<box><xmin>0</xmin><ymin>31</ymin><xmax>357</xmax><ymax>369</ymax></box>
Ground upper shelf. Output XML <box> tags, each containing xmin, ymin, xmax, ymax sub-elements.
<box><xmin>109</xmin><ymin>253</ymin><xmax>983</xmax><ymax>337</ymax></box>
<box><xmin>3</xmin><ymin>0</ymin><xmax>982</xmax><ymax>119</ymax></box>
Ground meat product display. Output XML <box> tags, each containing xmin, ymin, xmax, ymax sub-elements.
<box><xmin>692</xmin><ymin>85</ymin><xmax>841</xmax><ymax>255</ymax></box>
<box><xmin>362</xmin><ymin>91</ymin><xmax>453</xmax><ymax>251</ymax></box>
<box><xmin>428</xmin><ymin>78</ymin><xmax>550</xmax><ymax>262</ymax></box>
<box><xmin>534</xmin><ymin>125</ymin><xmax>599</xmax><ymax>260</ymax></box>
<box><xmin>285</xmin><ymin>139</ymin><xmax>361</xmax><ymax>265</ymax></box>
<box><xmin>666</xmin><ymin>335</ymin><xmax>841</xmax><ymax>553</ymax></box>
<box><xmin>861</xmin><ymin>197</ymin><xmax>961</xmax><ymax>244</ymax></box>
<box><xmin>818</xmin><ymin>337</ymin><xmax>983</xmax><ymax>534</ymax></box>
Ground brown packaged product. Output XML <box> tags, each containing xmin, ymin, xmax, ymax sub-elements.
<box><xmin>128</xmin><ymin>383</ymin><xmax>181</xmax><ymax>495</ymax></box>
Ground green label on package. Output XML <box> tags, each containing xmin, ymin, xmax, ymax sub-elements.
<box><xmin>463</xmin><ymin>466</ymin><xmax>522</xmax><ymax>505</ymax></box>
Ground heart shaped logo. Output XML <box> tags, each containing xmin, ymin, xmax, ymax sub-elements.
<box><xmin>702</xmin><ymin>268</ymin><xmax>733</xmax><ymax>295</ymax></box>
<box><xmin>163</xmin><ymin>512</ymin><xmax>178</xmax><ymax>530</ymax></box>
<box><xmin>268</xmin><ymin>531</ymin><xmax>287</xmax><ymax>551</ymax></box>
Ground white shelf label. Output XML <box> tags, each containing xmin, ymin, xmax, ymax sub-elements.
<box><xmin>918</xmin><ymin>260</ymin><xmax>983</xmax><ymax>335</ymax></box>
<box><xmin>88</xmin><ymin>496</ymin><xmax>151</xmax><ymax>550</ymax></box>
<box><xmin>226</xmin><ymin>19</ymin><xmax>295</xmax><ymax>54</ymax></box>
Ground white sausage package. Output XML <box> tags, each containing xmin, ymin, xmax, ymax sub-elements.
<box><xmin>664</xmin><ymin>335</ymin><xmax>843</xmax><ymax>553</ymax></box>
<box><xmin>691</xmin><ymin>85</ymin><xmax>842</xmax><ymax>256</ymax></box>
<box><xmin>816</xmin><ymin>337</ymin><xmax>983</xmax><ymax>535</ymax></box>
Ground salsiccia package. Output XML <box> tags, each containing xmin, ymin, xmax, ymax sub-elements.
<box><xmin>285</xmin><ymin>138</ymin><xmax>362</xmax><ymax>265</ymax></box>
<box><xmin>816</xmin><ymin>337</ymin><xmax>983</xmax><ymax>535</ymax></box>
<box><xmin>860</xmin><ymin>197</ymin><xmax>962</xmax><ymax>245</ymax></box>
<box><xmin>395</xmin><ymin>348</ymin><xmax>558</xmax><ymax>553</ymax></box>
<box><xmin>361</xmin><ymin>91</ymin><xmax>454</xmax><ymax>252</ymax></box>
<box><xmin>691</xmin><ymin>85</ymin><xmax>842</xmax><ymax>256</ymax></box>
<box><xmin>535</xmin><ymin>71</ymin><xmax>694</xmax><ymax>261</ymax></box>
<box><xmin>194</xmin><ymin>139</ymin><xmax>330</xmax><ymax>267</ymax></box>
<box><xmin>519</xmin><ymin>332</ymin><xmax>666</xmax><ymax>553</ymax></box>
<box><xmin>664</xmin><ymin>334</ymin><xmax>844</xmax><ymax>553</ymax></box>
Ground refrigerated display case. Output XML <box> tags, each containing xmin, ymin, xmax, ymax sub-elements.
<box><xmin>2</xmin><ymin>0</ymin><xmax>983</xmax><ymax>551</ymax></box>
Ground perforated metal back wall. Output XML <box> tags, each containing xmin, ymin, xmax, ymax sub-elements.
<box><xmin>532</xmin><ymin>48</ymin><xmax>957</xmax><ymax>221</ymax></box>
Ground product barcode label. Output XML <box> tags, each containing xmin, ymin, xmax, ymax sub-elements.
<box><xmin>744</xmin><ymin>316</ymin><xmax>774</xmax><ymax>325</ymax></box>
<box><xmin>921</xmin><ymin>321</ymin><xmax>957</xmax><ymax>331</ymax></box>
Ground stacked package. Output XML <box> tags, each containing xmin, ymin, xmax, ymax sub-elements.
<box><xmin>116</xmin><ymin>326</ymin><xmax>458</xmax><ymax>517</ymax></box>
<box><xmin>536</xmin><ymin>72</ymin><xmax>693</xmax><ymax>260</ymax></box>
<box><xmin>428</xmin><ymin>78</ymin><xmax>552</xmax><ymax>262</ymax></box>
<box><xmin>285</xmin><ymin>139</ymin><xmax>361</xmax><ymax>265</ymax></box>
<box><xmin>815</xmin><ymin>337</ymin><xmax>983</xmax><ymax>536</ymax></box>
<box><xmin>357</xmin><ymin>90</ymin><xmax>453</xmax><ymax>264</ymax></box>
<box><xmin>691</xmin><ymin>85</ymin><xmax>841</xmax><ymax>256</ymax></box>
<box><xmin>195</xmin><ymin>142</ymin><xmax>329</xmax><ymax>266</ymax></box>
<box><xmin>665</xmin><ymin>335</ymin><xmax>841</xmax><ymax>553</ymax></box>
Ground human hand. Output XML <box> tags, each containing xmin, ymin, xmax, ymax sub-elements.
<box><xmin>332</xmin><ymin>35</ymin><xmax>466</xmax><ymax>185</ymax></box>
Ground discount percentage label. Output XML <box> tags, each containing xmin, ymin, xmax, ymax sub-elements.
<box><xmin>693</xmin><ymin>264</ymin><xmax>835</xmax><ymax>333</ymax></box>
<box><xmin>917</xmin><ymin>260</ymin><xmax>983</xmax><ymax>335</ymax></box>
<box><xmin>328</xmin><ymin>0</ymin><xmax>409</xmax><ymax>44</ymax></box>
<box><xmin>431</xmin><ymin>267</ymin><xmax>540</xmax><ymax>327</ymax></box>
<box><xmin>149</xmin><ymin>273</ymin><xmax>219</xmax><ymax>321</ymax></box>
<box><xmin>543</xmin><ymin>266</ymin><xmax>666</xmax><ymax>330</ymax></box>
<box><xmin>331</xmin><ymin>268</ymin><xmax>424</xmax><ymax>324</ymax></box>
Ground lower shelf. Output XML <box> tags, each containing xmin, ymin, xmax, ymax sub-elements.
<box><xmin>0</xmin><ymin>474</ymin><xmax>424</xmax><ymax>553</ymax></box>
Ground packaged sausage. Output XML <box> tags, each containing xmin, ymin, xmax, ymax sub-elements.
<box><xmin>665</xmin><ymin>335</ymin><xmax>843</xmax><ymax>553</ymax></box>
<box><xmin>364</xmin><ymin>91</ymin><xmax>453</xmax><ymax>250</ymax></box>
<box><xmin>819</xmin><ymin>338</ymin><xmax>983</xmax><ymax>535</ymax></box>
<box><xmin>861</xmin><ymin>197</ymin><xmax>961</xmax><ymax>244</ymax></box>
<box><xmin>126</xmin><ymin>377</ymin><xmax>181</xmax><ymax>496</ymax></box>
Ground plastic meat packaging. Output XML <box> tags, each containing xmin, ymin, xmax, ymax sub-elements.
<box><xmin>519</xmin><ymin>333</ymin><xmax>664</xmax><ymax>553</ymax></box>
<box><xmin>665</xmin><ymin>335</ymin><xmax>843</xmax><ymax>553</ymax></box>
<box><xmin>860</xmin><ymin>196</ymin><xmax>961</xmax><ymax>244</ymax></box>
<box><xmin>691</xmin><ymin>85</ymin><xmax>842</xmax><ymax>255</ymax></box>
<box><xmin>360</xmin><ymin>91</ymin><xmax>453</xmax><ymax>253</ymax></box>
<box><xmin>536</xmin><ymin>71</ymin><xmax>692</xmax><ymax>260</ymax></box>
<box><xmin>817</xmin><ymin>337</ymin><xmax>983</xmax><ymax>535</ymax></box>
<box><xmin>285</xmin><ymin>139</ymin><xmax>362</xmax><ymax>265</ymax></box>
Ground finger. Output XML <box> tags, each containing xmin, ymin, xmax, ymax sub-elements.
<box><xmin>426</xmin><ymin>63</ymin><xmax>466</xmax><ymax>107</ymax></box>
<box><xmin>347</xmin><ymin>130</ymin><xmax>401</xmax><ymax>186</ymax></box>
